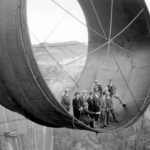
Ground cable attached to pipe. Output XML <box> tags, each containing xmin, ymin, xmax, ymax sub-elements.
<box><xmin>110</xmin><ymin>46</ymin><xmax>141</xmax><ymax>112</ymax></box>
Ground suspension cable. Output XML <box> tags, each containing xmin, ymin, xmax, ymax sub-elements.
<box><xmin>111</xmin><ymin>9</ymin><xmax>144</xmax><ymax>41</ymax></box>
<box><xmin>76</xmin><ymin>43</ymin><xmax>85</xmax><ymax>76</ymax></box>
<box><xmin>32</xmin><ymin>1</ymin><xmax>77</xmax><ymax>54</ymax></box>
<box><xmin>102</xmin><ymin>0</ymin><xmax>113</xmax><ymax>87</ymax></box>
<box><xmin>42</xmin><ymin>41</ymin><xmax>109</xmax><ymax>76</ymax></box>
<box><xmin>51</xmin><ymin>0</ymin><xmax>107</xmax><ymax>41</ymax></box>
<box><xmin>43</xmin><ymin>1</ymin><xmax>77</xmax><ymax>43</ymax></box>
<box><xmin>109</xmin><ymin>0</ymin><xmax>113</xmax><ymax>41</ymax></box>
<box><xmin>107</xmin><ymin>0</ymin><xmax>113</xmax><ymax>60</ymax></box>
<box><xmin>103</xmin><ymin>44</ymin><xmax>110</xmax><ymax>87</ymax></box>
<box><xmin>110</xmin><ymin>46</ymin><xmax>141</xmax><ymax>111</ymax></box>
<box><xmin>112</xmin><ymin>41</ymin><xmax>150</xmax><ymax>64</ymax></box>
<box><xmin>29</xmin><ymin>29</ymin><xmax>79</xmax><ymax>86</ymax></box>
<box><xmin>90</xmin><ymin>0</ymin><xmax>107</xmax><ymax>39</ymax></box>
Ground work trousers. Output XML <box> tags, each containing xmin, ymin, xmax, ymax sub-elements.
<box><xmin>113</xmin><ymin>93</ymin><xmax>124</xmax><ymax>104</ymax></box>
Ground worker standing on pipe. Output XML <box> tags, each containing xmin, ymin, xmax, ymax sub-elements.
<box><xmin>107</xmin><ymin>79</ymin><xmax>126</xmax><ymax>107</ymax></box>
<box><xmin>93</xmin><ymin>86</ymin><xmax>101</xmax><ymax>124</ymax></box>
<box><xmin>61</xmin><ymin>89</ymin><xmax>70</xmax><ymax>112</ymax></box>
<box><xmin>105</xmin><ymin>91</ymin><xmax>119</xmax><ymax>125</ymax></box>
<box><xmin>79</xmin><ymin>90</ymin><xmax>88</xmax><ymax>107</ymax></box>
<box><xmin>72</xmin><ymin>92</ymin><xmax>82</xmax><ymax>120</ymax></box>
<box><xmin>87</xmin><ymin>92</ymin><xmax>96</xmax><ymax>120</ymax></box>
<box><xmin>100</xmin><ymin>96</ymin><xmax>107</xmax><ymax>128</ymax></box>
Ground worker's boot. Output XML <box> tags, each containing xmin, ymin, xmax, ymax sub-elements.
<box><xmin>111</xmin><ymin>111</ymin><xmax>119</xmax><ymax>123</ymax></box>
<box><xmin>90</xmin><ymin>121</ymin><xmax>94</xmax><ymax>128</ymax></box>
<box><xmin>106</xmin><ymin>112</ymin><xmax>109</xmax><ymax>125</ymax></box>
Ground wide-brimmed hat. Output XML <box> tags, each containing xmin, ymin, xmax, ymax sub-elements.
<box><xmin>89</xmin><ymin>92</ymin><xmax>94</xmax><ymax>95</ymax></box>
<box><xmin>104</xmin><ymin>87</ymin><xmax>108</xmax><ymax>91</ymax></box>
<box><xmin>106</xmin><ymin>91</ymin><xmax>110</xmax><ymax>95</ymax></box>
<box><xmin>82</xmin><ymin>90</ymin><xmax>88</xmax><ymax>93</ymax></box>
<box><xmin>74</xmin><ymin>92</ymin><xmax>80</xmax><ymax>96</ymax></box>
<box><xmin>64</xmin><ymin>88</ymin><xmax>69</xmax><ymax>92</ymax></box>
<box><xmin>95</xmin><ymin>80</ymin><xmax>98</xmax><ymax>83</ymax></box>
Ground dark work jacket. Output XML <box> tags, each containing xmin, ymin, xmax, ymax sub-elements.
<box><xmin>93</xmin><ymin>84</ymin><xmax>103</xmax><ymax>95</ymax></box>
<box><xmin>105</xmin><ymin>96</ymin><xmax>113</xmax><ymax>108</ymax></box>
<box><xmin>87</xmin><ymin>97</ymin><xmax>95</xmax><ymax>112</ymax></box>
<box><xmin>107</xmin><ymin>83</ymin><xmax>116</xmax><ymax>96</ymax></box>
<box><xmin>93</xmin><ymin>94</ymin><xmax>101</xmax><ymax>111</ymax></box>
<box><xmin>72</xmin><ymin>98</ymin><xmax>81</xmax><ymax>119</ymax></box>
<box><xmin>79</xmin><ymin>95</ymin><xmax>87</xmax><ymax>107</ymax></box>
<box><xmin>80</xmin><ymin>108</ymin><xmax>96</xmax><ymax>125</ymax></box>
<box><xmin>61</xmin><ymin>94</ymin><xmax>70</xmax><ymax>111</ymax></box>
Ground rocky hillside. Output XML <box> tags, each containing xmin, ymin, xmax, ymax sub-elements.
<box><xmin>32</xmin><ymin>41</ymin><xmax>87</xmax><ymax>99</ymax></box>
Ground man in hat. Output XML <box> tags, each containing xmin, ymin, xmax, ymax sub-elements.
<box><xmin>105</xmin><ymin>91</ymin><xmax>119</xmax><ymax>125</ymax></box>
<box><xmin>107</xmin><ymin>79</ymin><xmax>126</xmax><ymax>107</ymax></box>
<box><xmin>72</xmin><ymin>92</ymin><xmax>82</xmax><ymax>120</ymax></box>
<box><xmin>87</xmin><ymin>92</ymin><xmax>96</xmax><ymax>120</ymax></box>
<box><xmin>79</xmin><ymin>90</ymin><xmax>88</xmax><ymax>107</ymax></box>
<box><xmin>93</xmin><ymin>80</ymin><xmax>103</xmax><ymax>98</ymax></box>
<box><xmin>80</xmin><ymin>102</ymin><xmax>100</xmax><ymax>128</ymax></box>
<box><xmin>61</xmin><ymin>89</ymin><xmax>70</xmax><ymax>112</ymax></box>
<box><xmin>93</xmin><ymin>86</ymin><xmax>101</xmax><ymax>123</ymax></box>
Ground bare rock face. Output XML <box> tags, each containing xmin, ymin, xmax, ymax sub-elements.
<box><xmin>53</xmin><ymin>108</ymin><xmax>150</xmax><ymax>150</ymax></box>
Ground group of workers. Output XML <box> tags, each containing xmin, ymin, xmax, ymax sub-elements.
<box><xmin>61</xmin><ymin>79</ymin><xmax>126</xmax><ymax>128</ymax></box>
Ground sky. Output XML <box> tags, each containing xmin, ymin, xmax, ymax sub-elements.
<box><xmin>27</xmin><ymin>0</ymin><xmax>150</xmax><ymax>45</ymax></box>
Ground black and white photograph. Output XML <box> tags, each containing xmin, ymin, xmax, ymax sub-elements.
<box><xmin>0</xmin><ymin>0</ymin><xmax>150</xmax><ymax>150</ymax></box>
